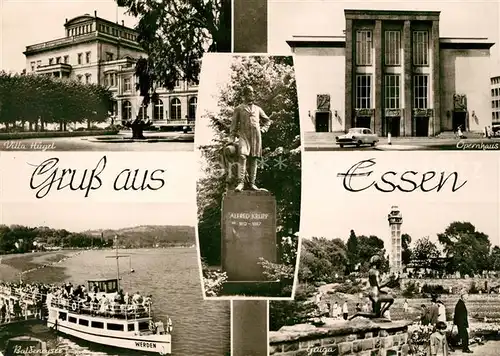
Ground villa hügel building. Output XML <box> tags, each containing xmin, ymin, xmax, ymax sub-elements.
<box><xmin>288</xmin><ymin>10</ymin><xmax>495</xmax><ymax>137</ymax></box>
<box><xmin>24</xmin><ymin>12</ymin><xmax>198</xmax><ymax>129</ymax></box>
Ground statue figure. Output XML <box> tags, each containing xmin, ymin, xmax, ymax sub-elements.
<box><xmin>350</xmin><ymin>255</ymin><xmax>398</xmax><ymax>321</ymax></box>
<box><xmin>229</xmin><ymin>85</ymin><xmax>272</xmax><ymax>192</ymax></box>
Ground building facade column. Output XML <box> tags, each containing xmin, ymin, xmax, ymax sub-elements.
<box><xmin>403</xmin><ymin>20</ymin><xmax>412</xmax><ymax>137</ymax></box>
<box><xmin>147</xmin><ymin>101</ymin><xmax>154</xmax><ymax>121</ymax></box>
<box><xmin>374</xmin><ymin>20</ymin><xmax>383</xmax><ymax>135</ymax></box>
<box><xmin>117</xmin><ymin>99</ymin><xmax>122</xmax><ymax>123</ymax></box>
<box><xmin>431</xmin><ymin>20</ymin><xmax>441</xmax><ymax>135</ymax></box>
<box><xmin>345</xmin><ymin>19</ymin><xmax>354</xmax><ymax>132</ymax></box>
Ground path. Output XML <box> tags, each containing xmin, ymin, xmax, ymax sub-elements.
<box><xmin>453</xmin><ymin>340</ymin><xmax>500</xmax><ymax>355</ymax></box>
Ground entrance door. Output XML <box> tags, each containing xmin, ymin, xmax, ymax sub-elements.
<box><xmin>315</xmin><ymin>112</ymin><xmax>330</xmax><ymax>132</ymax></box>
<box><xmin>356</xmin><ymin>116</ymin><xmax>371</xmax><ymax>129</ymax></box>
<box><xmin>386</xmin><ymin>117</ymin><xmax>401</xmax><ymax>137</ymax></box>
<box><xmin>415</xmin><ymin>117</ymin><xmax>429</xmax><ymax>137</ymax></box>
<box><xmin>452</xmin><ymin>112</ymin><xmax>466</xmax><ymax>131</ymax></box>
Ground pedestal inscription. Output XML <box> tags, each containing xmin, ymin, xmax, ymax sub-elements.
<box><xmin>221</xmin><ymin>191</ymin><xmax>277</xmax><ymax>281</ymax></box>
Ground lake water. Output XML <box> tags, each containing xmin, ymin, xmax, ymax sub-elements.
<box><xmin>0</xmin><ymin>248</ymin><xmax>230</xmax><ymax>356</ymax></box>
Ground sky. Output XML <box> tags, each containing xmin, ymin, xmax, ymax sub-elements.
<box><xmin>195</xmin><ymin>53</ymin><xmax>234</xmax><ymax>148</ymax></box>
<box><xmin>300</xmin><ymin>151</ymin><xmax>500</xmax><ymax>248</ymax></box>
<box><xmin>0</xmin><ymin>0</ymin><xmax>138</xmax><ymax>73</ymax></box>
<box><xmin>0</xmin><ymin>202</ymin><xmax>196</xmax><ymax>232</ymax></box>
<box><xmin>268</xmin><ymin>0</ymin><xmax>500</xmax><ymax>68</ymax></box>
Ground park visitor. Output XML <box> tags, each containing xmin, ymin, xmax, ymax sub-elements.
<box><xmin>437</xmin><ymin>300</ymin><xmax>446</xmax><ymax>323</ymax></box>
<box><xmin>430</xmin><ymin>321</ymin><xmax>449</xmax><ymax>356</ymax></box>
<box><xmin>420</xmin><ymin>304</ymin><xmax>430</xmax><ymax>325</ymax></box>
<box><xmin>342</xmin><ymin>301</ymin><xmax>348</xmax><ymax>320</ymax></box>
<box><xmin>453</xmin><ymin>292</ymin><xmax>472</xmax><ymax>353</ymax></box>
<box><xmin>403</xmin><ymin>299</ymin><xmax>408</xmax><ymax>313</ymax></box>
<box><xmin>429</xmin><ymin>296</ymin><xmax>439</xmax><ymax>325</ymax></box>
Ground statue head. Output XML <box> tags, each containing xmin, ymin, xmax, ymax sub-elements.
<box><xmin>369</xmin><ymin>255</ymin><xmax>381</xmax><ymax>268</ymax></box>
<box><xmin>242</xmin><ymin>85</ymin><xmax>255</xmax><ymax>104</ymax></box>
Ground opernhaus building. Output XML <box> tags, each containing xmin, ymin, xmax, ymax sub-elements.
<box><xmin>289</xmin><ymin>10</ymin><xmax>495</xmax><ymax>137</ymax></box>
<box><xmin>24</xmin><ymin>12</ymin><xmax>198</xmax><ymax>128</ymax></box>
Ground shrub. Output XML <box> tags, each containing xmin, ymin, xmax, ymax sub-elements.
<box><xmin>422</xmin><ymin>284</ymin><xmax>447</xmax><ymax>296</ymax></box>
<box><xmin>335</xmin><ymin>277</ymin><xmax>363</xmax><ymax>294</ymax></box>
<box><xmin>403</xmin><ymin>281</ymin><xmax>419</xmax><ymax>298</ymax></box>
<box><xmin>469</xmin><ymin>282</ymin><xmax>479</xmax><ymax>294</ymax></box>
<box><xmin>201</xmin><ymin>260</ymin><xmax>227</xmax><ymax>297</ymax></box>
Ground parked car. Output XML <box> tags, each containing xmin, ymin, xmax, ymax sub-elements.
<box><xmin>336</xmin><ymin>128</ymin><xmax>379</xmax><ymax>148</ymax></box>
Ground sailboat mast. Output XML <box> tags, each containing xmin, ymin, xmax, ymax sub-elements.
<box><xmin>115</xmin><ymin>235</ymin><xmax>120</xmax><ymax>291</ymax></box>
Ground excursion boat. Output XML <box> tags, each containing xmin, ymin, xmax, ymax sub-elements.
<box><xmin>45</xmin><ymin>278</ymin><xmax>172</xmax><ymax>355</ymax></box>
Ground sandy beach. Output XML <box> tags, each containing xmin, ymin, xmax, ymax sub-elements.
<box><xmin>0</xmin><ymin>250</ymin><xmax>87</xmax><ymax>284</ymax></box>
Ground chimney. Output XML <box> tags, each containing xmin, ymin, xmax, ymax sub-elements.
<box><xmin>65</xmin><ymin>18</ymin><xmax>68</xmax><ymax>23</ymax></box>
<box><xmin>122</xmin><ymin>20</ymin><xmax>124</xmax><ymax>26</ymax></box>
<box><xmin>94</xmin><ymin>10</ymin><xmax>97</xmax><ymax>17</ymax></box>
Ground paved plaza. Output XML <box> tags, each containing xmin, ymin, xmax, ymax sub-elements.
<box><xmin>0</xmin><ymin>131</ymin><xmax>194</xmax><ymax>151</ymax></box>
<box><xmin>304</xmin><ymin>132</ymin><xmax>500</xmax><ymax>151</ymax></box>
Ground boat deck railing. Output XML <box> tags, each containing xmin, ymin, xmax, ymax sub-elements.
<box><xmin>49</xmin><ymin>298</ymin><xmax>152</xmax><ymax>320</ymax></box>
<box><xmin>0</xmin><ymin>286</ymin><xmax>156</xmax><ymax>322</ymax></box>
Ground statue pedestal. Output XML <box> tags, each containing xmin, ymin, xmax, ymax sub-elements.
<box><xmin>221</xmin><ymin>190</ymin><xmax>278</xmax><ymax>291</ymax></box>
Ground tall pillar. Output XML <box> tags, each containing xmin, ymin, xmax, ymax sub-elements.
<box><xmin>374</xmin><ymin>20</ymin><xmax>383</xmax><ymax>135</ymax></box>
<box><xmin>403</xmin><ymin>20</ymin><xmax>413</xmax><ymax>137</ymax></box>
<box><xmin>345</xmin><ymin>19</ymin><xmax>354</xmax><ymax>132</ymax></box>
<box><xmin>388</xmin><ymin>206</ymin><xmax>403</xmax><ymax>275</ymax></box>
<box><xmin>431</xmin><ymin>20</ymin><xmax>441</xmax><ymax>135</ymax></box>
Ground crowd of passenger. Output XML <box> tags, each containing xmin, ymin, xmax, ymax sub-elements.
<box><xmin>47</xmin><ymin>282</ymin><xmax>153</xmax><ymax>319</ymax></box>
<box><xmin>0</xmin><ymin>280</ymin><xmax>153</xmax><ymax>322</ymax></box>
<box><xmin>0</xmin><ymin>281</ymin><xmax>47</xmax><ymax>323</ymax></box>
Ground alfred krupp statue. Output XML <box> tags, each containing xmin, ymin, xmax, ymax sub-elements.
<box><xmin>230</xmin><ymin>86</ymin><xmax>272</xmax><ymax>192</ymax></box>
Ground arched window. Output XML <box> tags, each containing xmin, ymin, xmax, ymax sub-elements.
<box><xmin>170</xmin><ymin>98</ymin><xmax>181</xmax><ymax>120</ymax></box>
<box><xmin>138</xmin><ymin>104</ymin><xmax>148</xmax><ymax>120</ymax></box>
<box><xmin>122</xmin><ymin>101</ymin><xmax>132</xmax><ymax>121</ymax></box>
<box><xmin>188</xmin><ymin>97</ymin><xmax>197</xmax><ymax>120</ymax></box>
<box><xmin>154</xmin><ymin>99</ymin><xmax>164</xmax><ymax>121</ymax></box>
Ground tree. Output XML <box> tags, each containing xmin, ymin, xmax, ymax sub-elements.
<box><xmin>299</xmin><ymin>237</ymin><xmax>347</xmax><ymax>283</ymax></box>
<box><xmin>0</xmin><ymin>72</ymin><xmax>113</xmax><ymax>131</ymax></box>
<box><xmin>197</xmin><ymin>56</ymin><xmax>300</xmax><ymax>266</ymax></box>
<box><xmin>413</xmin><ymin>236</ymin><xmax>440</xmax><ymax>261</ymax></box>
<box><xmin>438</xmin><ymin>221</ymin><xmax>491</xmax><ymax>276</ymax></box>
<box><xmin>346</xmin><ymin>230</ymin><xmax>359</xmax><ymax>273</ymax></box>
<box><xmin>401</xmin><ymin>233</ymin><xmax>412</xmax><ymax>266</ymax></box>
<box><xmin>269</xmin><ymin>285</ymin><xmax>318</xmax><ymax>331</ymax></box>
<box><xmin>356</xmin><ymin>235</ymin><xmax>388</xmax><ymax>272</ymax></box>
<box><xmin>117</xmin><ymin>0</ymin><xmax>231</xmax><ymax>92</ymax></box>
<box><xmin>489</xmin><ymin>246</ymin><xmax>500</xmax><ymax>271</ymax></box>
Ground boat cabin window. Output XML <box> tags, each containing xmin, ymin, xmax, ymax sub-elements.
<box><xmin>91</xmin><ymin>321</ymin><xmax>104</xmax><ymax>329</ymax></box>
<box><xmin>88</xmin><ymin>280</ymin><xmax>118</xmax><ymax>293</ymax></box>
<box><xmin>79</xmin><ymin>319</ymin><xmax>89</xmax><ymax>326</ymax></box>
<box><xmin>127</xmin><ymin>323</ymin><xmax>135</xmax><ymax>332</ymax></box>
<box><xmin>107</xmin><ymin>323</ymin><xmax>124</xmax><ymax>331</ymax></box>
<box><xmin>138</xmin><ymin>321</ymin><xmax>149</xmax><ymax>331</ymax></box>
<box><xmin>58</xmin><ymin>312</ymin><xmax>67</xmax><ymax>321</ymax></box>
<box><xmin>68</xmin><ymin>316</ymin><xmax>77</xmax><ymax>323</ymax></box>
